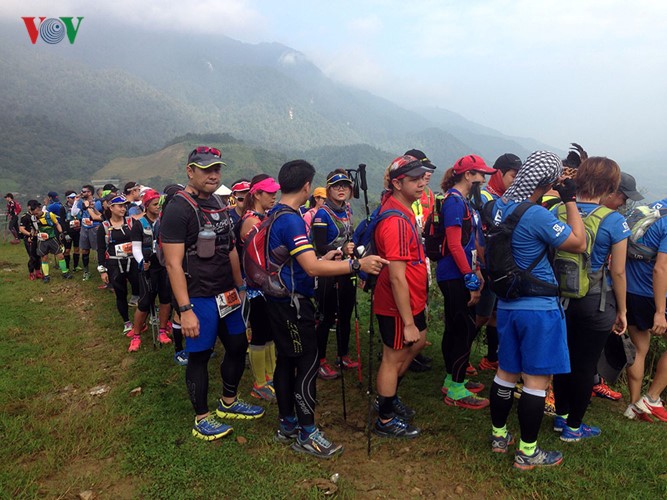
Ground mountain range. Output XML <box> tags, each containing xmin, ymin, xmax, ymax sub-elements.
<box><xmin>1</xmin><ymin>21</ymin><xmax>563</xmax><ymax>197</ymax></box>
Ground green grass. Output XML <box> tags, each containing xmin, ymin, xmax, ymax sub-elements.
<box><xmin>2</xmin><ymin>242</ymin><xmax>667</xmax><ymax>499</ymax></box>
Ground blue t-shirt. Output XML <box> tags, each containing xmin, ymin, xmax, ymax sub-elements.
<box><xmin>435</xmin><ymin>189</ymin><xmax>479</xmax><ymax>281</ymax></box>
<box><xmin>75</xmin><ymin>199</ymin><xmax>102</xmax><ymax>228</ymax></box>
<box><xmin>493</xmin><ymin>199</ymin><xmax>571</xmax><ymax>311</ymax></box>
<box><xmin>267</xmin><ymin>203</ymin><xmax>315</xmax><ymax>298</ymax></box>
<box><xmin>626</xmin><ymin>213</ymin><xmax>667</xmax><ymax>298</ymax></box>
<box><xmin>574</xmin><ymin>203</ymin><xmax>630</xmax><ymax>271</ymax></box>
<box><xmin>127</xmin><ymin>203</ymin><xmax>143</xmax><ymax>217</ymax></box>
<box><xmin>650</xmin><ymin>199</ymin><xmax>667</xmax><ymax>210</ymax></box>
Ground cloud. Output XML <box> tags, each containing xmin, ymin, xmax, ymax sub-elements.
<box><xmin>346</xmin><ymin>15</ymin><xmax>383</xmax><ymax>38</ymax></box>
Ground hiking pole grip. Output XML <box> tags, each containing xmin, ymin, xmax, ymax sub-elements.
<box><xmin>358</xmin><ymin>164</ymin><xmax>367</xmax><ymax>191</ymax></box>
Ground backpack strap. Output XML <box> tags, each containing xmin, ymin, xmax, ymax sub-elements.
<box><xmin>504</xmin><ymin>201</ymin><xmax>548</xmax><ymax>273</ymax></box>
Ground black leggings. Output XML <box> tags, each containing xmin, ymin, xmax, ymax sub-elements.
<box><xmin>23</xmin><ymin>238</ymin><xmax>40</xmax><ymax>273</ymax></box>
<box><xmin>185</xmin><ymin>327</ymin><xmax>249</xmax><ymax>415</ymax></box>
<box><xmin>137</xmin><ymin>265</ymin><xmax>171</xmax><ymax>313</ymax></box>
<box><xmin>268</xmin><ymin>298</ymin><xmax>319</xmax><ymax>427</ymax></box>
<box><xmin>315</xmin><ymin>275</ymin><xmax>356</xmax><ymax>359</ymax></box>
<box><xmin>439</xmin><ymin>279</ymin><xmax>478</xmax><ymax>383</ymax></box>
<box><xmin>553</xmin><ymin>292</ymin><xmax>615</xmax><ymax>428</ymax></box>
<box><xmin>107</xmin><ymin>260</ymin><xmax>139</xmax><ymax>322</ymax></box>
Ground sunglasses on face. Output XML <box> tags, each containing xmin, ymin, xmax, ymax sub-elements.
<box><xmin>235</xmin><ymin>196</ymin><xmax>245</xmax><ymax>201</ymax></box>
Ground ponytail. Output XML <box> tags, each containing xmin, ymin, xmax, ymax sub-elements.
<box><xmin>440</xmin><ymin>167</ymin><xmax>463</xmax><ymax>192</ymax></box>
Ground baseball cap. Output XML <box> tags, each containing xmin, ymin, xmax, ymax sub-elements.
<box><xmin>187</xmin><ymin>146</ymin><xmax>226</xmax><ymax>169</ymax></box>
<box><xmin>47</xmin><ymin>191</ymin><xmax>58</xmax><ymax>199</ymax></box>
<box><xmin>404</xmin><ymin>149</ymin><xmax>436</xmax><ymax>170</ymax></box>
<box><xmin>231</xmin><ymin>180</ymin><xmax>251</xmax><ymax>193</ymax></box>
<box><xmin>618</xmin><ymin>172</ymin><xmax>644</xmax><ymax>201</ymax></box>
<box><xmin>388</xmin><ymin>155</ymin><xmax>433</xmax><ymax>180</ymax></box>
<box><xmin>492</xmin><ymin>153</ymin><xmax>522</xmax><ymax>173</ymax></box>
<box><xmin>142</xmin><ymin>189</ymin><xmax>161</xmax><ymax>206</ymax></box>
<box><xmin>452</xmin><ymin>155</ymin><xmax>496</xmax><ymax>175</ymax></box>
<box><xmin>313</xmin><ymin>187</ymin><xmax>327</xmax><ymax>198</ymax></box>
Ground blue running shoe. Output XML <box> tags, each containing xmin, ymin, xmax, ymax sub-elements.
<box><xmin>274</xmin><ymin>424</ymin><xmax>300</xmax><ymax>444</ymax></box>
<box><xmin>216</xmin><ymin>398</ymin><xmax>265</xmax><ymax>420</ymax></box>
<box><xmin>560</xmin><ymin>423</ymin><xmax>601</xmax><ymax>442</ymax></box>
<box><xmin>553</xmin><ymin>415</ymin><xmax>566</xmax><ymax>432</ymax></box>
<box><xmin>174</xmin><ymin>350</ymin><xmax>189</xmax><ymax>366</ymax></box>
<box><xmin>291</xmin><ymin>428</ymin><xmax>343</xmax><ymax>459</ymax></box>
<box><xmin>192</xmin><ymin>414</ymin><xmax>233</xmax><ymax>441</ymax></box>
<box><xmin>490</xmin><ymin>431</ymin><xmax>514</xmax><ymax>453</ymax></box>
<box><xmin>514</xmin><ymin>446</ymin><xmax>563</xmax><ymax>470</ymax></box>
<box><xmin>373</xmin><ymin>416</ymin><xmax>421</xmax><ymax>438</ymax></box>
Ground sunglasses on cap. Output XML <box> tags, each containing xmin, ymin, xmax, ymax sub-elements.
<box><xmin>192</xmin><ymin>146</ymin><xmax>221</xmax><ymax>157</ymax></box>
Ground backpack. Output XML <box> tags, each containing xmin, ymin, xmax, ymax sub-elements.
<box><xmin>553</xmin><ymin>204</ymin><xmax>613</xmax><ymax>301</ymax></box>
<box><xmin>14</xmin><ymin>201</ymin><xmax>22</xmax><ymax>215</ymax></box>
<box><xmin>243</xmin><ymin>206</ymin><xmax>296</xmax><ymax>298</ymax></box>
<box><xmin>352</xmin><ymin>205</ymin><xmax>421</xmax><ymax>292</ymax></box>
<box><xmin>423</xmin><ymin>192</ymin><xmax>472</xmax><ymax>261</ymax></box>
<box><xmin>482</xmin><ymin>200</ymin><xmax>559</xmax><ymax>300</ymax></box>
<box><xmin>626</xmin><ymin>206</ymin><xmax>667</xmax><ymax>262</ymax></box>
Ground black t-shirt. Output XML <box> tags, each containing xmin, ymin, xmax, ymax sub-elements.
<box><xmin>20</xmin><ymin>212</ymin><xmax>35</xmax><ymax>236</ymax></box>
<box><xmin>160</xmin><ymin>193</ymin><xmax>235</xmax><ymax>297</ymax></box>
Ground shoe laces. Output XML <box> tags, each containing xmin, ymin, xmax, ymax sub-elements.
<box><xmin>308</xmin><ymin>429</ymin><xmax>332</xmax><ymax>448</ymax></box>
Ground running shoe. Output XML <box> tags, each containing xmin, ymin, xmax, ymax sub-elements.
<box><xmin>216</xmin><ymin>398</ymin><xmax>265</xmax><ymax>419</ymax></box>
<box><xmin>29</xmin><ymin>272</ymin><xmax>36</xmax><ymax>281</ymax></box>
<box><xmin>251</xmin><ymin>383</ymin><xmax>276</xmax><ymax>402</ymax></box>
<box><xmin>544</xmin><ymin>386</ymin><xmax>556</xmax><ymax>416</ymax></box>
<box><xmin>373</xmin><ymin>416</ymin><xmax>421</xmax><ymax>438</ymax></box>
<box><xmin>339</xmin><ymin>355</ymin><xmax>360</xmax><ymax>369</ymax></box>
<box><xmin>623</xmin><ymin>403</ymin><xmax>654</xmax><ymax>423</ymax></box>
<box><xmin>128</xmin><ymin>336</ymin><xmax>141</xmax><ymax>352</ymax></box>
<box><xmin>42</xmin><ymin>275</ymin><xmax>50</xmax><ymax>283</ymax></box>
<box><xmin>478</xmin><ymin>357</ymin><xmax>499</xmax><ymax>371</ymax></box>
<box><xmin>192</xmin><ymin>414</ymin><xmax>233</xmax><ymax>441</ymax></box>
<box><xmin>174</xmin><ymin>350</ymin><xmax>189</xmax><ymax>366</ymax></box>
<box><xmin>560</xmin><ymin>423</ymin><xmax>601</xmax><ymax>442</ymax></box>
<box><xmin>514</xmin><ymin>447</ymin><xmax>563</xmax><ymax>470</ymax></box>
<box><xmin>128</xmin><ymin>295</ymin><xmax>139</xmax><ymax>307</ymax></box>
<box><xmin>62</xmin><ymin>272</ymin><xmax>73</xmax><ymax>279</ymax></box>
<box><xmin>73</xmin><ymin>266</ymin><xmax>83</xmax><ymax>272</ymax></box>
<box><xmin>157</xmin><ymin>329</ymin><xmax>172</xmax><ymax>344</ymax></box>
<box><xmin>441</xmin><ymin>380</ymin><xmax>485</xmax><ymax>395</ymax></box>
<box><xmin>553</xmin><ymin>415</ymin><xmax>567</xmax><ymax>433</ymax></box>
<box><xmin>317</xmin><ymin>360</ymin><xmax>340</xmax><ymax>380</ymax></box>
<box><xmin>123</xmin><ymin>321</ymin><xmax>133</xmax><ymax>336</ymax></box>
<box><xmin>592</xmin><ymin>378</ymin><xmax>622</xmax><ymax>401</ymax></box>
<box><xmin>490</xmin><ymin>431</ymin><xmax>514</xmax><ymax>453</ymax></box>
<box><xmin>408</xmin><ymin>353</ymin><xmax>432</xmax><ymax>372</ymax></box>
<box><xmin>444</xmin><ymin>393</ymin><xmax>490</xmax><ymax>410</ymax></box>
<box><xmin>634</xmin><ymin>395</ymin><xmax>667</xmax><ymax>422</ymax></box>
<box><xmin>82</xmin><ymin>272</ymin><xmax>90</xmax><ymax>281</ymax></box>
<box><xmin>466</xmin><ymin>363</ymin><xmax>478</xmax><ymax>376</ymax></box>
<box><xmin>274</xmin><ymin>424</ymin><xmax>299</xmax><ymax>443</ymax></box>
<box><xmin>35</xmin><ymin>271</ymin><xmax>44</xmax><ymax>279</ymax></box>
<box><xmin>291</xmin><ymin>429</ymin><xmax>343</xmax><ymax>459</ymax></box>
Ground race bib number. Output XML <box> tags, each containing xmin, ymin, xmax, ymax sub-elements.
<box><xmin>69</xmin><ymin>220</ymin><xmax>81</xmax><ymax>229</ymax></box>
<box><xmin>114</xmin><ymin>242</ymin><xmax>133</xmax><ymax>258</ymax></box>
<box><xmin>38</xmin><ymin>232</ymin><xmax>49</xmax><ymax>241</ymax></box>
<box><xmin>82</xmin><ymin>217</ymin><xmax>92</xmax><ymax>226</ymax></box>
<box><xmin>215</xmin><ymin>289</ymin><xmax>242</xmax><ymax>319</ymax></box>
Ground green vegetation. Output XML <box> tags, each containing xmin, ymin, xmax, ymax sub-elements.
<box><xmin>2</xmin><ymin>242</ymin><xmax>666</xmax><ymax>498</ymax></box>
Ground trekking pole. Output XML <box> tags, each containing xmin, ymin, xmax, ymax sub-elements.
<box><xmin>335</xmin><ymin>279</ymin><xmax>347</xmax><ymax>421</ymax></box>
<box><xmin>366</xmin><ymin>288</ymin><xmax>375</xmax><ymax>458</ymax></box>
<box><xmin>352</xmin><ymin>285</ymin><xmax>363</xmax><ymax>384</ymax></box>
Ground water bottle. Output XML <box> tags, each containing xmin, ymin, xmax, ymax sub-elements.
<box><xmin>196</xmin><ymin>223</ymin><xmax>216</xmax><ymax>259</ymax></box>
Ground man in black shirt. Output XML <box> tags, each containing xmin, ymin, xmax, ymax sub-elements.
<box><xmin>161</xmin><ymin>146</ymin><xmax>263</xmax><ymax>441</ymax></box>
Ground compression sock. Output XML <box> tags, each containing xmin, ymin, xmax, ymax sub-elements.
<box><xmin>73</xmin><ymin>252</ymin><xmax>80</xmax><ymax>268</ymax></box>
<box><xmin>377</xmin><ymin>395</ymin><xmax>395</xmax><ymax>420</ymax></box>
<box><xmin>58</xmin><ymin>259</ymin><xmax>68</xmax><ymax>273</ymax></box>
<box><xmin>517</xmin><ymin>387</ymin><xmax>546</xmax><ymax>445</ymax></box>
<box><xmin>64</xmin><ymin>255</ymin><xmax>70</xmax><ymax>269</ymax></box>
<box><xmin>82</xmin><ymin>253</ymin><xmax>90</xmax><ymax>272</ymax></box>
<box><xmin>249</xmin><ymin>345</ymin><xmax>268</xmax><ymax>386</ymax></box>
<box><xmin>490</xmin><ymin>376</ymin><xmax>515</xmax><ymax>429</ymax></box>
<box><xmin>172</xmin><ymin>322</ymin><xmax>184</xmax><ymax>352</ymax></box>
<box><xmin>486</xmin><ymin>325</ymin><xmax>499</xmax><ymax>362</ymax></box>
<box><xmin>41</xmin><ymin>262</ymin><xmax>49</xmax><ymax>276</ymax></box>
<box><xmin>265</xmin><ymin>341</ymin><xmax>276</xmax><ymax>379</ymax></box>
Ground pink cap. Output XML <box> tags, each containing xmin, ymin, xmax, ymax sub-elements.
<box><xmin>249</xmin><ymin>177</ymin><xmax>281</xmax><ymax>194</ymax></box>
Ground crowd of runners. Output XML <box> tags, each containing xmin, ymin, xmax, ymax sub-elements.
<box><xmin>4</xmin><ymin>143</ymin><xmax>667</xmax><ymax>469</ymax></box>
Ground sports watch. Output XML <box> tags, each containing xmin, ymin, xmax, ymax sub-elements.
<box><xmin>178</xmin><ymin>303</ymin><xmax>194</xmax><ymax>312</ymax></box>
<box><xmin>349</xmin><ymin>259</ymin><xmax>361</xmax><ymax>274</ymax></box>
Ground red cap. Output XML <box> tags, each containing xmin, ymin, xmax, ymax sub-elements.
<box><xmin>452</xmin><ymin>155</ymin><xmax>496</xmax><ymax>175</ymax></box>
<box><xmin>142</xmin><ymin>189</ymin><xmax>161</xmax><ymax>207</ymax></box>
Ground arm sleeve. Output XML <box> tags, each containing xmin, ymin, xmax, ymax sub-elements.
<box><xmin>71</xmin><ymin>201</ymin><xmax>81</xmax><ymax>217</ymax></box>
<box><xmin>96</xmin><ymin>226</ymin><xmax>107</xmax><ymax>267</ymax></box>
<box><xmin>311</xmin><ymin>209</ymin><xmax>336</xmax><ymax>255</ymax></box>
<box><xmin>132</xmin><ymin>241</ymin><xmax>144</xmax><ymax>265</ymax></box>
<box><xmin>445</xmin><ymin>225</ymin><xmax>473</xmax><ymax>274</ymax></box>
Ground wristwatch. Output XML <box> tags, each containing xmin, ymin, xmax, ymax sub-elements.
<box><xmin>178</xmin><ymin>303</ymin><xmax>194</xmax><ymax>312</ymax></box>
<box><xmin>97</xmin><ymin>265</ymin><xmax>107</xmax><ymax>273</ymax></box>
<box><xmin>349</xmin><ymin>259</ymin><xmax>361</xmax><ymax>274</ymax></box>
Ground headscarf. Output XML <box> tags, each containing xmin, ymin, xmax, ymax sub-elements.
<box><xmin>503</xmin><ymin>151</ymin><xmax>563</xmax><ymax>202</ymax></box>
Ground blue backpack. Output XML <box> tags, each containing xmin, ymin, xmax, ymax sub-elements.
<box><xmin>352</xmin><ymin>205</ymin><xmax>418</xmax><ymax>291</ymax></box>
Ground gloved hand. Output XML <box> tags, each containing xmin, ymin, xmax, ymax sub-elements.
<box><xmin>464</xmin><ymin>272</ymin><xmax>481</xmax><ymax>291</ymax></box>
<box><xmin>554</xmin><ymin>178</ymin><xmax>577</xmax><ymax>203</ymax></box>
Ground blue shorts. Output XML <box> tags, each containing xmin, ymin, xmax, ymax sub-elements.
<box><xmin>496</xmin><ymin>308</ymin><xmax>570</xmax><ymax>376</ymax></box>
<box><xmin>186</xmin><ymin>297</ymin><xmax>246</xmax><ymax>352</ymax></box>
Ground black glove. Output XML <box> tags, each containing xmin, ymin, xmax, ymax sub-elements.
<box><xmin>554</xmin><ymin>178</ymin><xmax>577</xmax><ymax>203</ymax></box>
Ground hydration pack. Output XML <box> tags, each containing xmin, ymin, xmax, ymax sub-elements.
<box><xmin>626</xmin><ymin>206</ymin><xmax>667</xmax><ymax>262</ymax></box>
<box><xmin>423</xmin><ymin>192</ymin><xmax>472</xmax><ymax>261</ymax></box>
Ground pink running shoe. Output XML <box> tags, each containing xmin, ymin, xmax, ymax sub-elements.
<box><xmin>128</xmin><ymin>336</ymin><xmax>141</xmax><ymax>352</ymax></box>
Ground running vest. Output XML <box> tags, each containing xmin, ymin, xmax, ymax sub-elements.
<box><xmin>36</xmin><ymin>210</ymin><xmax>58</xmax><ymax>239</ymax></box>
<box><xmin>138</xmin><ymin>216</ymin><xmax>159</xmax><ymax>261</ymax></box>
<box><xmin>317</xmin><ymin>202</ymin><xmax>354</xmax><ymax>251</ymax></box>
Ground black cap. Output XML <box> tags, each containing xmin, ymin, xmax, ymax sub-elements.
<box><xmin>492</xmin><ymin>153</ymin><xmax>522</xmax><ymax>173</ymax></box>
<box><xmin>404</xmin><ymin>149</ymin><xmax>436</xmax><ymax>170</ymax></box>
<box><xmin>618</xmin><ymin>172</ymin><xmax>644</xmax><ymax>201</ymax></box>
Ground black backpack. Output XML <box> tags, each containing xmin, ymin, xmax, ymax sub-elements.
<box><xmin>423</xmin><ymin>192</ymin><xmax>472</xmax><ymax>261</ymax></box>
<box><xmin>482</xmin><ymin>200</ymin><xmax>559</xmax><ymax>300</ymax></box>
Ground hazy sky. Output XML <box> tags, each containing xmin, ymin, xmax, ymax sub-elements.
<box><xmin>5</xmin><ymin>0</ymin><xmax>667</xmax><ymax>161</ymax></box>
